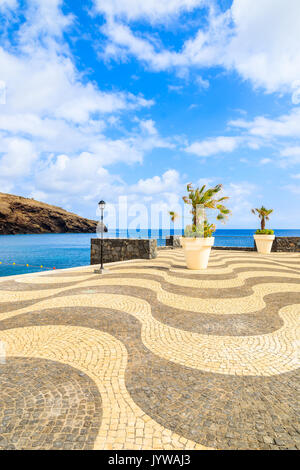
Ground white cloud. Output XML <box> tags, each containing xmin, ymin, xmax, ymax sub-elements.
<box><xmin>227</xmin><ymin>0</ymin><xmax>300</xmax><ymax>93</ymax></box>
<box><xmin>0</xmin><ymin>0</ymin><xmax>152</xmax><ymax>126</ymax></box>
<box><xmin>0</xmin><ymin>0</ymin><xmax>161</xmax><ymax>206</ymax></box>
<box><xmin>18</xmin><ymin>0</ymin><xmax>73</xmax><ymax>49</ymax></box>
<box><xmin>101</xmin><ymin>20</ymin><xmax>186</xmax><ymax>71</ymax></box>
<box><xmin>98</xmin><ymin>0</ymin><xmax>300</xmax><ymax>96</ymax></box>
<box><xmin>280</xmin><ymin>147</ymin><xmax>300</xmax><ymax>158</ymax></box>
<box><xmin>196</xmin><ymin>76</ymin><xmax>209</xmax><ymax>90</ymax></box>
<box><xmin>132</xmin><ymin>119</ymin><xmax>176</xmax><ymax>152</ymax></box>
<box><xmin>225</xmin><ymin>182</ymin><xmax>256</xmax><ymax>199</ymax></box>
<box><xmin>292</xmin><ymin>81</ymin><xmax>300</xmax><ymax>105</ymax></box>
<box><xmin>168</xmin><ymin>84</ymin><xmax>184</xmax><ymax>93</ymax></box>
<box><xmin>36</xmin><ymin>152</ymin><xmax>113</xmax><ymax>193</ymax></box>
<box><xmin>29</xmin><ymin>190</ymin><xmax>48</xmax><ymax>201</ymax></box>
<box><xmin>99</xmin><ymin>7</ymin><xmax>229</xmax><ymax>72</ymax></box>
<box><xmin>138</xmin><ymin>119</ymin><xmax>157</xmax><ymax>136</ymax></box>
<box><xmin>0</xmin><ymin>47</ymin><xmax>151</xmax><ymax>124</ymax></box>
<box><xmin>230</xmin><ymin>108</ymin><xmax>300</xmax><ymax>139</ymax></box>
<box><xmin>284</xmin><ymin>185</ymin><xmax>300</xmax><ymax>195</ymax></box>
<box><xmin>0</xmin><ymin>0</ymin><xmax>17</xmax><ymax>12</ymax></box>
<box><xmin>1</xmin><ymin>0</ymin><xmax>297</xmax><ymax>225</ymax></box>
<box><xmin>0</xmin><ymin>80</ymin><xmax>6</xmax><ymax>104</ymax></box>
<box><xmin>222</xmin><ymin>181</ymin><xmax>258</xmax><ymax>225</ymax></box>
<box><xmin>94</xmin><ymin>0</ymin><xmax>204</xmax><ymax>23</ymax></box>
<box><xmin>88</xmin><ymin>139</ymin><xmax>143</xmax><ymax>166</ymax></box>
<box><xmin>130</xmin><ymin>169</ymin><xmax>181</xmax><ymax>195</ymax></box>
<box><xmin>260</xmin><ymin>158</ymin><xmax>272</xmax><ymax>165</ymax></box>
<box><xmin>280</xmin><ymin>147</ymin><xmax>300</xmax><ymax>166</ymax></box>
<box><xmin>197</xmin><ymin>177</ymin><xmax>215</xmax><ymax>187</ymax></box>
<box><xmin>185</xmin><ymin>136</ymin><xmax>239</xmax><ymax>157</ymax></box>
<box><xmin>0</xmin><ymin>137</ymin><xmax>38</xmax><ymax>178</ymax></box>
<box><xmin>291</xmin><ymin>174</ymin><xmax>300</xmax><ymax>179</ymax></box>
<box><xmin>228</xmin><ymin>109</ymin><xmax>300</xmax><ymax>166</ymax></box>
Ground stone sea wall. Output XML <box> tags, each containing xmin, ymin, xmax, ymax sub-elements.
<box><xmin>166</xmin><ymin>236</ymin><xmax>300</xmax><ymax>252</ymax></box>
<box><xmin>213</xmin><ymin>246</ymin><xmax>256</xmax><ymax>251</ymax></box>
<box><xmin>90</xmin><ymin>238</ymin><xmax>157</xmax><ymax>264</ymax></box>
<box><xmin>91</xmin><ymin>236</ymin><xmax>300</xmax><ymax>264</ymax></box>
<box><xmin>166</xmin><ymin>235</ymin><xmax>181</xmax><ymax>248</ymax></box>
<box><xmin>272</xmin><ymin>237</ymin><xmax>300</xmax><ymax>253</ymax></box>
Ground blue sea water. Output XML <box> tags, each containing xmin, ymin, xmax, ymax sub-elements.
<box><xmin>0</xmin><ymin>229</ymin><xmax>299</xmax><ymax>277</ymax></box>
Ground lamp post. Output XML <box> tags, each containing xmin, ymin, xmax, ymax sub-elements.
<box><xmin>95</xmin><ymin>200</ymin><xmax>107</xmax><ymax>274</ymax></box>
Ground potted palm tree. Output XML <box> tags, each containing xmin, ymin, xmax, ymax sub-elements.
<box><xmin>180</xmin><ymin>183</ymin><xmax>230</xmax><ymax>269</ymax></box>
<box><xmin>252</xmin><ymin>206</ymin><xmax>275</xmax><ymax>254</ymax></box>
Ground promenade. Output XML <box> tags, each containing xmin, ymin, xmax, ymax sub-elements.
<box><xmin>0</xmin><ymin>249</ymin><xmax>299</xmax><ymax>450</ymax></box>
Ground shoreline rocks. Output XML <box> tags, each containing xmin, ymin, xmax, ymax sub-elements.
<box><xmin>0</xmin><ymin>192</ymin><xmax>105</xmax><ymax>235</ymax></box>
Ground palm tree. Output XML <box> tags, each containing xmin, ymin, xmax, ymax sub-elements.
<box><xmin>251</xmin><ymin>206</ymin><xmax>273</xmax><ymax>230</ymax></box>
<box><xmin>169</xmin><ymin>211</ymin><xmax>178</xmax><ymax>223</ymax></box>
<box><xmin>183</xmin><ymin>183</ymin><xmax>231</xmax><ymax>228</ymax></box>
<box><xmin>168</xmin><ymin>211</ymin><xmax>179</xmax><ymax>235</ymax></box>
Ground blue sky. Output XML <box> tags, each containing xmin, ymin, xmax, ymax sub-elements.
<box><xmin>0</xmin><ymin>0</ymin><xmax>300</xmax><ymax>228</ymax></box>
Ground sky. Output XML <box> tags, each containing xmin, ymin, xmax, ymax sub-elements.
<box><xmin>0</xmin><ymin>0</ymin><xmax>300</xmax><ymax>229</ymax></box>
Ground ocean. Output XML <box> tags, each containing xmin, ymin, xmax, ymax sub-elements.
<box><xmin>0</xmin><ymin>229</ymin><xmax>299</xmax><ymax>277</ymax></box>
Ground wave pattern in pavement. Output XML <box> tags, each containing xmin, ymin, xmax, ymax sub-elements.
<box><xmin>0</xmin><ymin>249</ymin><xmax>299</xmax><ymax>450</ymax></box>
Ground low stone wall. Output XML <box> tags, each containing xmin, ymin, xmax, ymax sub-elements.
<box><xmin>212</xmin><ymin>238</ymin><xmax>300</xmax><ymax>252</ymax></box>
<box><xmin>166</xmin><ymin>235</ymin><xmax>255</xmax><ymax>251</ymax></box>
<box><xmin>213</xmin><ymin>237</ymin><xmax>300</xmax><ymax>252</ymax></box>
<box><xmin>213</xmin><ymin>246</ymin><xmax>256</xmax><ymax>252</ymax></box>
<box><xmin>166</xmin><ymin>235</ymin><xmax>181</xmax><ymax>248</ymax></box>
<box><xmin>90</xmin><ymin>238</ymin><xmax>157</xmax><ymax>265</ymax></box>
<box><xmin>272</xmin><ymin>237</ymin><xmax>300</xmax><ymax>252</ymax></box>
<box><xmin>90</xmin><ymin>236</ymin><xmax>299</xmax><ymax>264</ymax></box>
<box><xmin>166</xmin><ymin>235</ymin><xmax>300</xmax><ymax>252</ymax></box>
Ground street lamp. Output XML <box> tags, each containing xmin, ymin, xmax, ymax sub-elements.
<box><xmin>95</xmin><ymin>200</ymin><xmax>107</xmax><ymax>274</ymax></box>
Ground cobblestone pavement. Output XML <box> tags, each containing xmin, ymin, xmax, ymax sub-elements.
<box><xmin>0</xmin><ymin>249</ymin><xmax>299</xmax><ymax>450</ymax></box>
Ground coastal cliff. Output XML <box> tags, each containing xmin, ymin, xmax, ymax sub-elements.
<box><xmin>0</xmin><ymin>192</ymin><xmax>103</xmax><ymax>235</ymax></box>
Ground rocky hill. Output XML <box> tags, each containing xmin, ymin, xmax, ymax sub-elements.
<box><xmin>0</xmin><ymin>192</ymin><xmax>104</xmax><ymax>235</ymax></box>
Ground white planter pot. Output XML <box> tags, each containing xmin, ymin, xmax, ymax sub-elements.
<box><xmin>254</xmin><ymin>235</ymin><xmax>275</xmax><ymax>254</ymax></box>
<box><xmin>180</xmin><ymin>237</ymin><xmax>215</xmax><ymax>270</ymax></box>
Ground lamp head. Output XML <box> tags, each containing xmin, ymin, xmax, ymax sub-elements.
<box><xmin>98</xmin><ymin>200</ymin><xmax>106</xmax><ymax>211</ymax></box>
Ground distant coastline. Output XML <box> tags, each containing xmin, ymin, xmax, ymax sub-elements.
<box><xmin>0</xmin><ymin>192</ymin><xmax>101</xmax><ymax>235</ymax></box>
